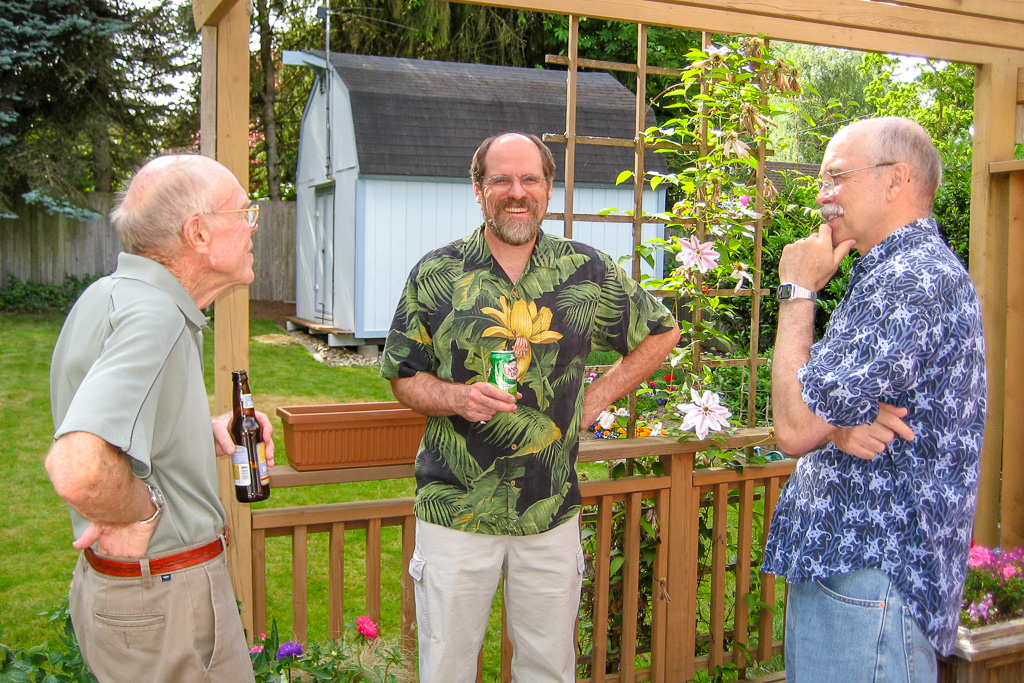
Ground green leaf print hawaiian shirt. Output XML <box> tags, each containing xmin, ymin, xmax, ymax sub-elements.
<box><xmin>380</xmin><ymin>226</ymin><xmax>676</xmax><ymax>536</ymax></box>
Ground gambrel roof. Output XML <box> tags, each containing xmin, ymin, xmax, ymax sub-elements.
<box><xmin>300</xmin><ymin>50</ymin><xmax>667</xmax><ymax>184</ymax></box>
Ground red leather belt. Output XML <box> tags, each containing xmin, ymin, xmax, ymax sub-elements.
<box><xmin>84</xmin><ymin>537</ymin><xmax>224</xmax><ymax>578</ymax></box>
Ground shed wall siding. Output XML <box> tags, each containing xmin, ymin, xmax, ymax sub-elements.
<box><xmin>354</xmin><ymin>177</ymin><xmax>666</xmax><ymax>339</ymax></box>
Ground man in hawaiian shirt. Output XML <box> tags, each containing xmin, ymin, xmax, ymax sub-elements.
<box><xmin>763</xmin><ymin>117</ymin><xmax>986</xmax><ymax>682</ymax></box>
<box><xmin>380</xmin><ymin>132</ymin><xmax>680</xmax><ymax>683</ymax></box>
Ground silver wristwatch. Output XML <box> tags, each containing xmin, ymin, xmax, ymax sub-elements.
<box><xmin>138</xmin><ymin>483</ymin><xmax>165</xmax><ymax>525</ymax></box>
<box><xmin>776</xmin><ymin>282</ymin><xmax>817</xmax><ymax>303</ymax></box>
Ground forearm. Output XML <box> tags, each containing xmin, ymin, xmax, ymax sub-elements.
<box><xmin>45</xmin><ymin>431</ymin><xmax>155</xmax><ymax>527</ymax></box>
<box><xmin>583</xmin><ymin>326</ymin><xmax>681</xmax><ymax>425</ymax></box>
<box><xmin>771</xmin><ymin>302</ymin><xmax>834</xmax><ymax>455</ymax></box>
<box><xmin>390</xmin><ymin>373</ymin><xmax>467</xmax><ymax>417</ymax></box>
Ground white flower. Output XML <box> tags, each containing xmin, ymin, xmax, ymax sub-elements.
<box><xmin>675</xmin><ymin>235</ymin><xmax>721</xmax><ymax>273</ymax></box>
<box><xmin>597</xmin><ymin>410</ymin><xmax>617</xmax><ymax>430</ymax></box>
<box><xmin>731</xmin><ymin>262</ymin><xmax>753</xmax><ymax>292</ymax></box>
<box><xmin>677</xmin><ymin>388</ymin><xmax>733</xmax><ymax>440</ymax></box>
<box><xmin>647</xmin><ymin>421</ymin><xmax>665</xmax><ymax>437</ymax></box>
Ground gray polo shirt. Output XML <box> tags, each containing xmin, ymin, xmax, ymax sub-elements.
<box><xmin>51</xmin><ymin>253</ymin><xmax>226</xmax><ymax>554</ymax></box>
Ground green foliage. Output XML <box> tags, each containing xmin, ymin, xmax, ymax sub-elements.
<box><xmin>0</xmin><ymin>603</ymin><xmax>96</xmax><ymax>683</ymax></box>
<box><xmin>0</xmin><ymin>275</ymin><xmax>99</xmax><ymax>314</ymax></box>
<box><xmin>961</xmin><ymin>546</ymin><xmax>1024</xmax><ymax>628</ymax></box>
<box><xmin>0</xmin><ymin>0</ymin><xmax>198</xmax><ymax>215</ymax></box>
<box><xmin>767</xmin><ymin>45</ymin><xmax>883</xmax><ymax>163</ymax></box>
<box><xmin>250</xmin><ymin>618</ymin><xmax>409</xmax><ymax>682</ymax></box>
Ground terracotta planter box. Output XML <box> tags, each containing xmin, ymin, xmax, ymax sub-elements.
<box><xmin>276</xmin><ymin>401</ymin><xmax>426</xmax><ymax>471</ymax></box>
<box><xmin>938</xmin><ymin>619</ymin><xmax>1024</xmax><ymax>683</ymax></box>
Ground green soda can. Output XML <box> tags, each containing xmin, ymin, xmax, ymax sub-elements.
<box><xmin>488</xmin><ymin>350</ymin><xmax>518</xmax><ymax>398</ymax></box>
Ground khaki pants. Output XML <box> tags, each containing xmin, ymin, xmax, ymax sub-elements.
<box><xmin>410</xmin><ymin>514</ymin><xmax>585</xmax><ymax>683</ymax></box>
<box><xmin>69</xmin><ymin>541</ymin><xmax>253</xmax><ymax>683</ymax></box>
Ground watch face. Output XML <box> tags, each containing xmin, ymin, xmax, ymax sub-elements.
<box><xmin>777</xmin><ymin>284</ymin><xmax>794</xmax><ymax>300</ymax></box>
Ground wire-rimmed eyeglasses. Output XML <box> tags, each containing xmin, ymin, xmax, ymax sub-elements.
<box><xmin>482</xmin><ymin>174</ymin><xmax>547</xmax><ymax>192</ymax></box>
<box><xmin>213</xmin><ymin>201</ymin><xmax>260</xmax><ymax>227</ymax></box>
<box><xmin>817</xmin><ymin>162</ymin><xmax>896</xmax><ymax>195</ymax></box>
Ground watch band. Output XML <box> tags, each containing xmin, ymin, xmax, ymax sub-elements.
<box><xmin>777</xmin><ymin>282</ymin><xmax>817</xmax><ymax>303</ymax></box>
<box><xmin>138</xmin><ymin>483</ymin><xmax>165</xmax><ymax>525</ymax></box>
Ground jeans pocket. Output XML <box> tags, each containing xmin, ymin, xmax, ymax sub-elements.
<box><xmin>409</xmin><ymin>551</ymin><xmax>430</xmax><ymax>638</ymax></box>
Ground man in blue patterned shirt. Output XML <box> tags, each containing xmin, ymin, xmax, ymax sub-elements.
<box><xmin>763</xmin><ymin>117</ymin><xmax>986</xmax><ymax>682</ymax></box>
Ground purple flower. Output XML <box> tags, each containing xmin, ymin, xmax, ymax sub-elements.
<box><xmin>276</xmin><ymin>641</ymin><xmax>303</xmax><ymax>659</ymax></box>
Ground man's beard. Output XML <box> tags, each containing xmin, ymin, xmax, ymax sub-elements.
<box><xmin>484</xmin><ymin>198</ymin><xmax>543</xmax><ymax>246</ymax></box>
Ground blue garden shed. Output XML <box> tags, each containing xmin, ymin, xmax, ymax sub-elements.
<box><xmin>282</xmin><ymin>50</ymin><xmax>668</xmax><ymax>346</ymax></box>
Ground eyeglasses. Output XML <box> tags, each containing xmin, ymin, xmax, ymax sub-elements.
<box><xmin>816</xmin><ymin>163</ymin><xmax>896</xmax><ymax>195</ymax></box>
<box><xmin>213</xmin><ymin>201</ymin><xmax>260</xmax><ymax>227</ymax></box>
<box><xmin>482</xmin><ymin>174</ymin><xmax>547</xmax><ymax>192</ymax></box>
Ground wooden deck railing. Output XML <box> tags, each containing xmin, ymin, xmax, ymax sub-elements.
<box><xmin>252</xmin><ymin>428</ymin><xmax>793</xmax><ymax>683</ymax></box>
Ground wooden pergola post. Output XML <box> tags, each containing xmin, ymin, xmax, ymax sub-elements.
<box><xmin>192</xmin><ymin>0</ymin><xmax>255</xmax><ymax>640</ymax></box>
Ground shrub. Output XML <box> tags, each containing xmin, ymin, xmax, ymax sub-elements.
<box><xmin>0</xmin><ymin>274</ymin><xmax>98</xmax><ymax>314</ymax></box>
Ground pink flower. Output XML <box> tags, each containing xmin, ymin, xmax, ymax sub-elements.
<box><xmin>739</xmin><ymin>195</ymin><xmax>752</xmax><ymax>207</ymax></box>
<box><xmin>677</xmin><ymin>388</ymin><xmax>733</xmax><ymax>440</ymax></box>
<box><xmin>675</xmin><ymin>235</ymin><xmax>720</xmax><ymax>273</ymax></box>
<box><xmin>250</xmin><ymin>645</ymin><xmax>263</xmax><ymax>654</ymax></box>
<box><xmin>969</xmin><ymin>545</ymin><xmax>992</xmax><ymax>567</ymax></box>
<box><xmin>355</xmin><ymin>615</ymin><xmax>379</xmax><ymax>640</ymax></box>
<box><xmin>1001</xmin><ymin>564</ymin><xmax>1018</xmax><ymax>579</ymax></box>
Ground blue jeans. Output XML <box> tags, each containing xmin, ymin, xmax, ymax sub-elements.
<box><xmin>785</xmin><ymin>569</ymin><xmax>937</xmax><ymax>683</ymax></box>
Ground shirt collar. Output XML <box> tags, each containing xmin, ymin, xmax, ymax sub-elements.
<box><xmin>113</xmin><ymin>253</ymin><xmax>209</xmax><ymax>329</ymax></box>
<box><xmin>850</xmin><ymin>217</ymin><xmax>940</xmax><ymax>277</ymax></box>
<box><xmin>463</xmin><ymin>224</ymin><xmax>559</xmax><ymax>273</ymax></box>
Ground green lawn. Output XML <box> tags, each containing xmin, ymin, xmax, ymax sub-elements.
<box><xmin>0</xmin><ymin>312</ymin><xmax>398</xmax><ymax>648</ymax></box>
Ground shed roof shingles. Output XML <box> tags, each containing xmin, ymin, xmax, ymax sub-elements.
<box><xmin>312</xmin><ymin>51</ymin><xmax>666</xmax><ymax>183</ymax></box>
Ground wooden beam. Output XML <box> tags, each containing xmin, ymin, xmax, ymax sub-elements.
<box><xmin>198</xmin><ymin>0</ymin><xmax>255</xmax><ymax>640</ymax></box>
<box><xmin>1002</xmin><ymin>168</ymin><xmax>1024</xmax><ymax>548</ymax></box>
<box><xmin>192</xmin><ymin>0</ymin><xmax>237</xmax><ymax>31</ymax></box>
<box><xmin>970</xmin><ymin>57</ymin><xmax>1018</xmax><ymax>547</ymax></box>
<box><xmin>446</xmin><ymin>0</ymin><xmax>1024</xmax><ymax>64</ymax></box>
<box><xmin>892</xmin><ymin>0</ymin><xmax>1024</xmax><ymax>23</ymax></box>
<box><xmin>643</xmin><ymin>0</ymin><xmax>1024</xmax><ymax>51</ymax></box>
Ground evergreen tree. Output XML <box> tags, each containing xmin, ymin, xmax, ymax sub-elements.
<box><xmin>0</xmin><ymin>0</ymin><xmax>197</xmax><ymax>218</ymax></box>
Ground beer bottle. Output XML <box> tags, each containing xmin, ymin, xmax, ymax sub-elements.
<box><xmin>231</xmin><ymin>370</ymin><xmax>270</xmax><ymax>503</ymax></box>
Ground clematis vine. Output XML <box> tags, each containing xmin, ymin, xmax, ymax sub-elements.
<box><xmin>677</xmin><ymin>388</ymin><xmax>733</xmax><ymax>440</ymax></box>
<box><xmin>676</xmin><ymin>235</ymin><xmax>721</xmax><ymax>274</ymax></box>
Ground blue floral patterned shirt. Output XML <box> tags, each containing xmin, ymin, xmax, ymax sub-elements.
<box><xmin>762</xmin><ymin>218</ymin><xmax>987</xmax><ymax>656</ymax></box>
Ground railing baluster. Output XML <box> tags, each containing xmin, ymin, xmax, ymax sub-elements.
<box><xmin>650</xmin><ymin>487</ymin><xmax>669</xmax><ymax>683</ymax></box>
<box><xmin>400</xmin><ymin>515</ymin><xmax>416</xmax><ymax>661</ymax></box>
<box><xmin>592</xmin><ymin>495</ymin><xmax>613</xmax><ymax>677</ymax></box>
<box><xmin>709</xmin><ymin>482</ymin><xmax>728</xmax><ymax>669</ymax></box>
<box><xmin>293</xmin><ymin>524</ymin><xmax>308</xmax><ymax>643</ymax></box>
<box><xmin>620</xmin><ymin>491</ymin><xmax>643</xmax><ymax>682</ymax></box>
<box><xmin>253</xmin><ymin>528</ymin><xmax>267</xmax><ymax>637</ymax></box>
<box><xmin>758</xmin><ymin>476</ymin><xmax>782</xmax><ymax>662</ymax></box>
<box><xmin>328</xmin><ymin>520</ymin><xmax>345</xmax><ymax>639</ymax></box>
<box><xmin>367</xmin><ymin>517</ymin><xmax>382</xmax><ymax>623</ymax></box>
<box><xmin>734</xmin><ymin>479</ymin><xmax>755</xmax><ymax>672</ymax></box>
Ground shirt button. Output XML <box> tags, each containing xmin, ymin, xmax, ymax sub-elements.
<box><xmin>511</xmin><ymin>444</ymin><xmax>517</xmax><ymax>450</ymax></box>
<box><xmin>510</xmin><ymin>480</ymin><xmax>517</xmax><ymax>486</ymax></box>
<box><xmin>511</xmin><ymin>289</ymin><xmax>518</xmax><ymax>298</ymax></box>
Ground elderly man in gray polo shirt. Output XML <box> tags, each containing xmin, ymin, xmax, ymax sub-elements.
<box><xmin>46</xmin><ymin>154</ymin><xmax>273</xmax><ymax>683</ymax></box>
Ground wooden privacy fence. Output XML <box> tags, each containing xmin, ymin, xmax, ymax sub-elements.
<box><xmin>0</xmin><ymin>196</ymin><xmax>297</xmax><ymax>303</ymax></box>
<box><xmin>252</xmin><ymin>429</ymin><xmax>793</xmax><ymax>683</ymax></box>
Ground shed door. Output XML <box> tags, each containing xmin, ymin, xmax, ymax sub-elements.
<box><xmin>314</xmin><ymin>186</ymin><xmax>335</xmax><ymax>325</ymax></box>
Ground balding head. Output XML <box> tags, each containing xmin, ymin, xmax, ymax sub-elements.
<box><xmin>839</xmin><ymin>117</ymin><xmax>942</xmax><ymax>206</ymax></box>
<box><xmin>111</xmin><ymin>155</ymin><xmax>240</xmax><ymax>257</ymax></box>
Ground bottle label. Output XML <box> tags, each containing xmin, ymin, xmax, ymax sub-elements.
<box><xmin>257</xmin><ymin>442</ymin><xmax>270</xmax><ymax>485</ymax></box>
<box><xmin>242</xmin><ymin>393</ymin><xmax>255</xmax><ymax>409</ymax></box>
<box><xmin>232</xmin><ymin>445</ymin><xmax>252</xmax><ymax>486</ymax></box>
